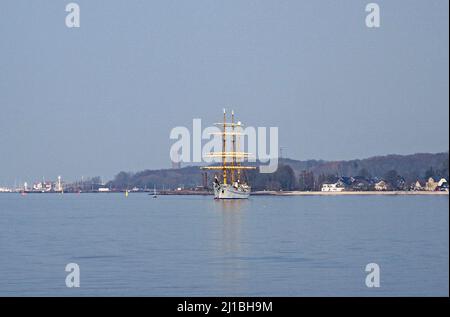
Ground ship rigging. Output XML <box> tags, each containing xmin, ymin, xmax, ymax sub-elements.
<box><xmin>201</xmin><ymin>109</ymin><xmax>256</xmax><ymax>199</ymax></box>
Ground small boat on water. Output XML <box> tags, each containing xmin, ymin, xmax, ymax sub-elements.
<box><xmin>152</xmin><ymin>185</ymin><xmax>158</xmax><ymax>198</ymax></box>
<box><xmin>201</xmin><ymin>109</ymin><xmax>256</xmax><ymax>199</ymax></box>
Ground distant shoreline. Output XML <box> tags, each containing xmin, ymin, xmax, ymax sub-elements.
<box><xmin>1</xmin><ymin>190</ymin><xmax>448</xmax><ymax>196</ymax></box>
<box><xmin>252</xmin><ymin>190</ymin><xmax>449</xmax><ymax>196</ymax></box>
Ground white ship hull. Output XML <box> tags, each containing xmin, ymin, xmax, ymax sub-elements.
<box><xmin>213</xmin><ymin>183</ymin><xmax>250</xmax><ymax>199</ymax></box>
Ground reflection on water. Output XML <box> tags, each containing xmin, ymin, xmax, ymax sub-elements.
<box><xmin>212</xmin><ymin>199</ymin><xmax>248</xmax><ymax>294</ymax></box>
<box><xmin>217</xmin><ymin>200</ymin><xmax>244</xmax><ymax>254</ymax></box>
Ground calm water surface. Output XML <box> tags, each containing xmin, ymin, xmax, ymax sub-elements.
<box><xmin>0</xmin><ymin>193</ymin><xmax>448</xmax><ymax>296</ymax></box>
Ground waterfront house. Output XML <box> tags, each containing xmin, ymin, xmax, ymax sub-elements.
<box><xmin>438</xmin><ymin>178</ymin><xmax>448</xmax><ymax>187</ymax></box>
<box><xmin>412</xmin><ymin>180</ymin><xmax>424</xmax><ymax>191</ymax></box>
<box><xmin>425</xmin><ymin>177</ymin><xmax>438</xmax><ymax>191</ymax></box>
<box><xmin>395</xmin><ymin>177</ymin><xmax>407</xmax><ymax>190</ymax></box>
<box><xmin>321</xmin><ymin>183</ymin><xmax>345</xmax><ymax>192</ymax></box>
<box><xmin>438</xmin><ymin>178</ymin><xmax>448</xmax><ymax>191</ymax></box>
<box><xmin>338</xmin><ymin>177</ymin><xmax>353</xmax><ymax>188</ymax></box>
<box><xmin>374</xmin><ymin>180</ymin><xmax>388</xmax><ymax>191</ymax></box>
<box><xmin>350</xmin><ymin>176</ymin><xmax>371</xmax><ymax>191</ymax></box>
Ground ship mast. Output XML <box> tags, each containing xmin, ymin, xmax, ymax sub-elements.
<box><xmin>201</xmin><ymin>109</ymin><xmax>256</xmax><ymax>182</ymax></box>
<box><xmin>236</xmin><ymin>118</ymin><xmax>241</xmax><ymax>182</ymax></box>
<box><xmin>231</xmin><ymin>110</ymin><xmax>236</xmax><ymax>184</ymax></box>
<box><xmin>222</xmin><ymin>109</ymin><xmax>227</xmax><ymax>185</ymax></box>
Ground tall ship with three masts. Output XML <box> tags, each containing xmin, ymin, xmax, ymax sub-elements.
<box><xmin>201</xmin><ymin>109</ymin><xmax>256</xmax><ymax>199</ymax></box>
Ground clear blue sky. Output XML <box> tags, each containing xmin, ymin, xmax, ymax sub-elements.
<box><xmin>0</xmin><ymin>0</ymin><xmax>448</xmax><ymax>184</ymax></box>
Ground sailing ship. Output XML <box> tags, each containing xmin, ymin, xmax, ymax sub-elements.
<box><xmin>201</xmin><ymin>109</ymin><xmax>256</xmax><ymax>199</ymax></box>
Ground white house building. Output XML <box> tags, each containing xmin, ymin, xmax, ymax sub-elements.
<box><xmin>425</xmin><ymin>178</ymin><xmax>438</xmax><ymax>191</ymax></box>
<box><xmin>374</xmin><ymin>180</ymin><xmax>388</xmax><ymax>191</ymax></box>
<box><xmin>412</xmin><ymin>180</ymin><xmax>423</xmax><ymax>191</ymax></box>
<box><xmin>321</xmin><ymin>183</ymin><xmax>345</xmax><ymax>192</ymax></box>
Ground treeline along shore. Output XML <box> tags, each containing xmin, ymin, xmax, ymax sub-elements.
<box><xmin>101</xmin><ymin>152</ymin><xmax>449</xmax><ymax>194</ymax></box>
<box><xmin>4</xmin><ymin>152</ymin><xmax>448</xmax><ymax>195</ymax></box>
